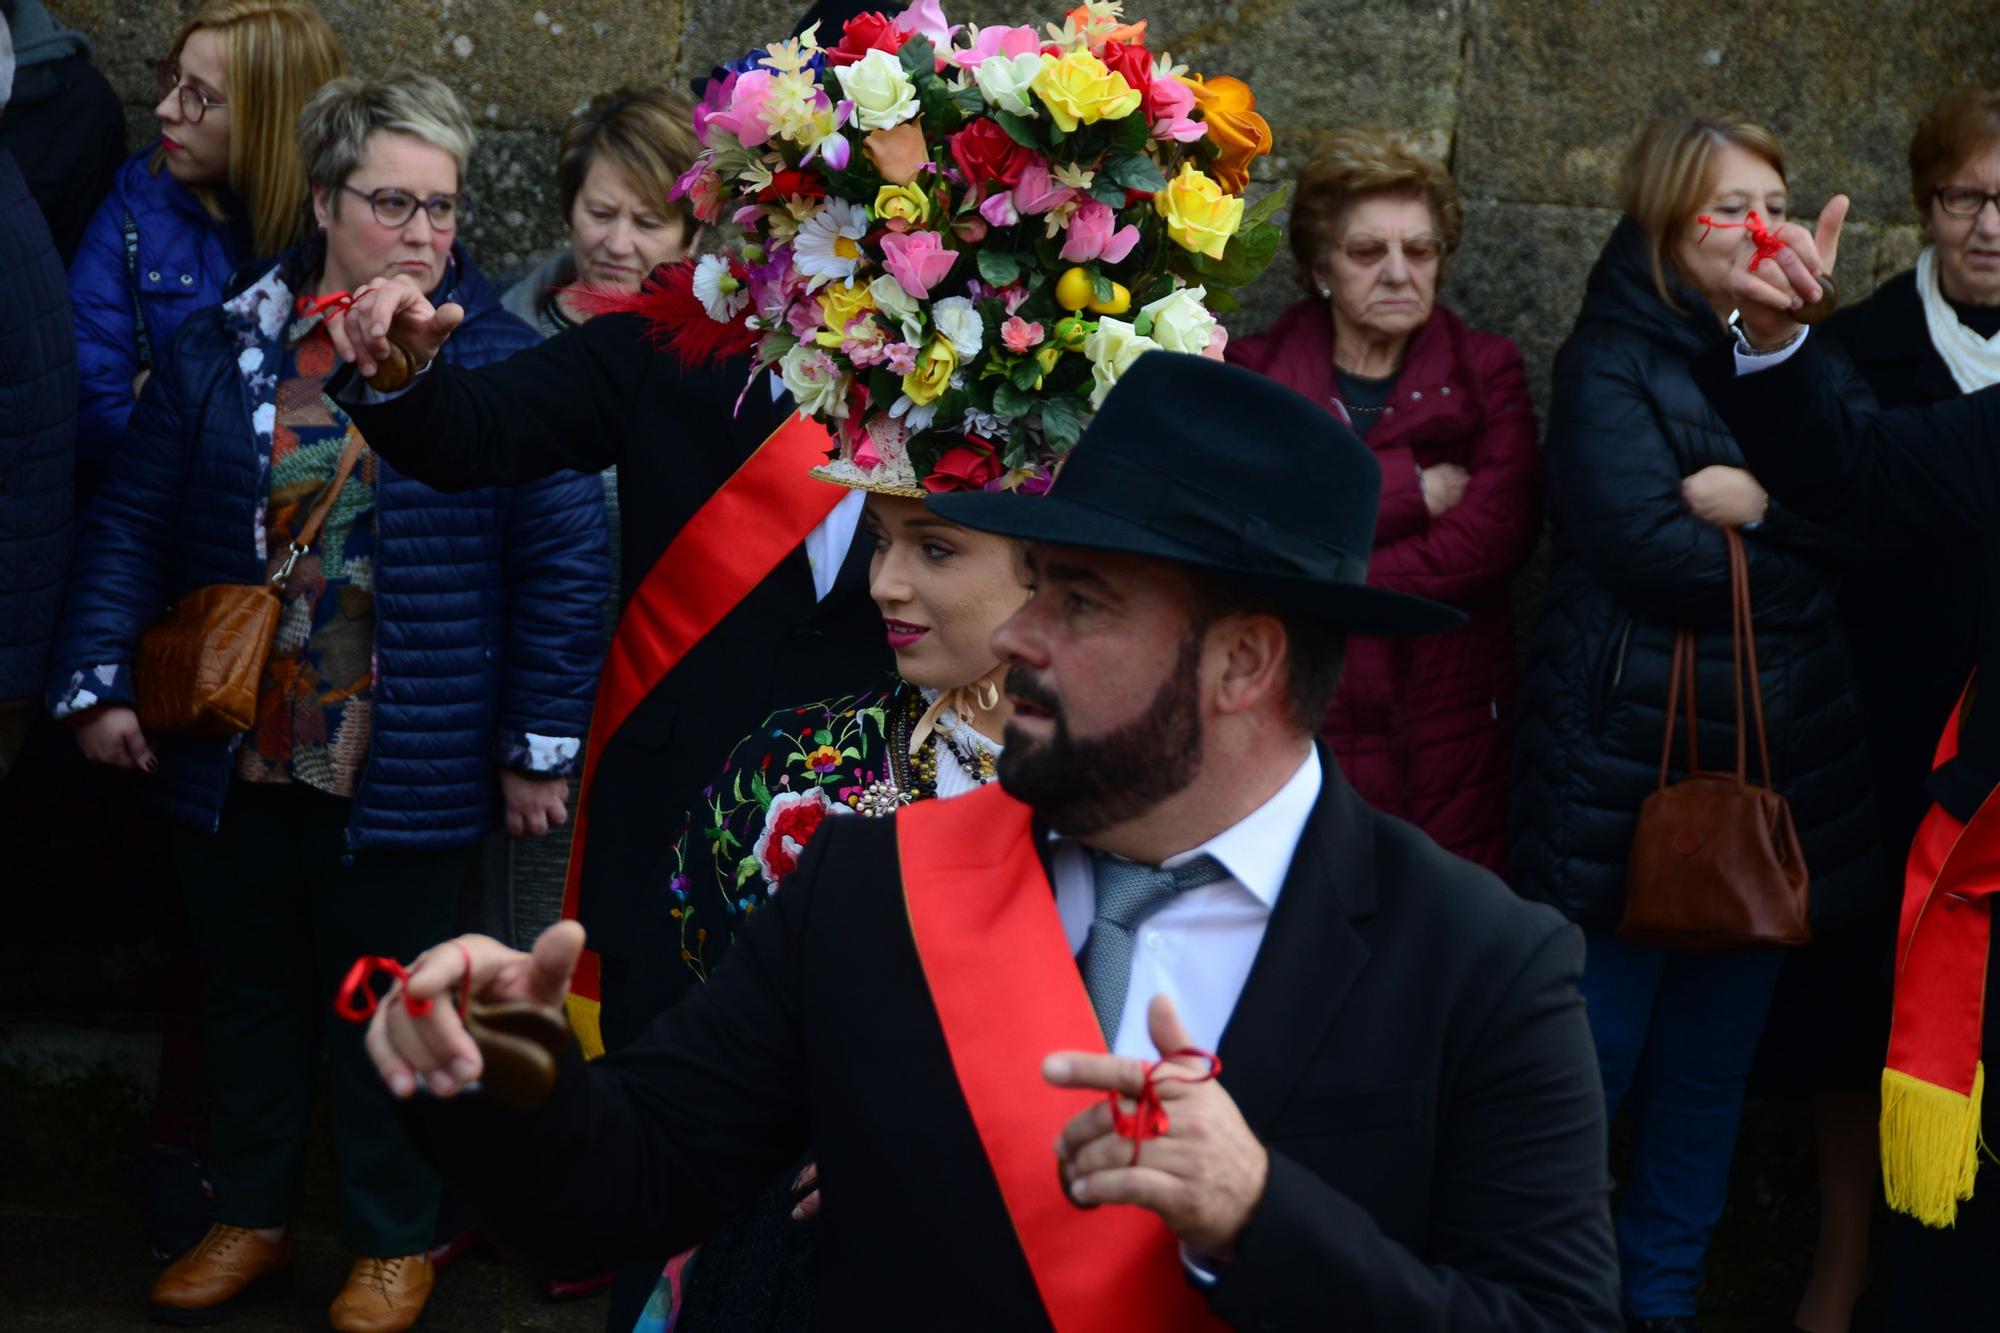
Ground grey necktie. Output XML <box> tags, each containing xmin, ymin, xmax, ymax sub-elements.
<box><xmin>1080</xmin><ymin>851</ymin><xmax>1229</xmax><ymax>1044</ymax></box>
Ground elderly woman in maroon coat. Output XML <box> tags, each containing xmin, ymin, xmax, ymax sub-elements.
<box><xmin>1229</xmin><ymin>126</ymin><xmax>1542</xmax><ymax>873</ymax></box>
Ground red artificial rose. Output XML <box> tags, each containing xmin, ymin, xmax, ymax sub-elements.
<box><xmin>1099</xmin><ymin>40</ymin><xmax>1153</xmax><ymax>97</ymax></box>
<box><xmin>758</xmin><ymin>169</ymin><xmax>827</xmax><ymax>204</ymax></box>
<box><xmin>825</xmin><ymin>11</ymin><xmax>909</xmax><ymax>67</ymax></box>
<box><xmin>950</xmin><ymin>118</ymin><xmax>1033</xmax><ymax>191</ymax></box>
<box><xmin>923</xmin><ymin>441</ymin><xmax>1004</xmax><ymax>493</ymax></box>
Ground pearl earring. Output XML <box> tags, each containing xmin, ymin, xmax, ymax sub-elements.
<box><xmin>1318</xmin><ymin>285</ymin><xmax>1331</xmax><ymax>299</ymax></box>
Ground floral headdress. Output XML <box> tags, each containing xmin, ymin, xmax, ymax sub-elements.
<box><xmin>615</xmin><ymin>1</ymin><xmax>1283</xmax><ymax>498</ymax></box>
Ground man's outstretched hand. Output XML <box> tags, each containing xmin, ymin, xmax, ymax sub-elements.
<box><xmin>1728</xmin><ymin>193</ymin><xmax>1849</xmax><ymax>350</ymax></box>
<box><xmin>365</xmin><ymin>921</ymin><xmax>585</xmax><ymax>1100</ymax></box>
<box><xmin>324</xmin><ymin>273</ymin><xmax>465</xmax><ymax>381</ymax></box>
<box><xmin>1045</xmin><ymin>993</ymin><xmax>1269</xmax><ymax>1263</ymax></box>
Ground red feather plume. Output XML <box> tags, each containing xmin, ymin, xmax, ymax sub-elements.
<box><xmin>564</xmin><ymin>260</ymin><xmax>761</xmax><ymax>368</ymax></box>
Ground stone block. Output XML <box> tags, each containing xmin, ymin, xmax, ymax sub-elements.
<box><xmin>1458</xmin><ymin>0</ymin><xmax>2000</xmax><ymax>226</ymax></box>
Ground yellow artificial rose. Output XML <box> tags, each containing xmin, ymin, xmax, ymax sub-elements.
<box><xmin>1180</xmin><ymin>74</ymin><xmax>1273</xmax><ymax>195</ymax></box>
<box><xmin>901</xmin><ymin>337</ymin><xmax>958</xmax><ymax>406</ymax></box>
<box><xmin>1154</xmin><ymin>162</ymin><xmax>1244</xmax><ymax>260</ymax></box>
<box><xmin>1031</xmin><ymin>50</ymin><xmax>1143</xmax><ymax>134</ymax></box>
<box><xmin>815</xmin><ymin>281</ymin><xmax>878</xmax><ymax>348</ymax></box>
<box><xmin>872</xmin><ymin>182</ymin><xmax>931</xmax><ymax>229</ymax></box>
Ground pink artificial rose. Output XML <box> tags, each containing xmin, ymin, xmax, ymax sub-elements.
<box><xmin>878</xmin><ymin>231</ymin><xmax>959</xmax><ymax>301</ymax></box>
<box><xmin>978</xmin><ymin>190</ymin><xmax>1021</xmax><ymax>228</ymax></box>
<box><xmin>1201</xmin><ymin>323</ymin><xmax>1229</xmax><ymax>360</ymax></box>
<box><xmin>894</xmin><ymin>0</ymin><xmax>958</xmax><ymax>48</ymax></box>
<box><xmin>1146</xmin><ymin>75</ymin><xmax>1206</xmax><ymax>144</ymax></box>
<box><xmin>1012</xmin><ymin>157</ymin><xmax>1077</xmax><ymax>216</ymax></box>
<box><xmin>727</xmin><ymin>70</ymin><xmax>776</xmax><ymax>148</ymax></box>
<box><xmin>1058</xmin><ymin>198</ymin><xmax>1141</xmax><ymax>264</ymax></box>
<box><xmin>952</xmin><ymin>23</ymin><xmax>1042</xmax><ymax>66</ymax></box>
<box><xmin>1000</xmin><ymin>316</ymin><xmax>1044</xmax><ymax>353</ymax></box>
<box><xmin>952</xmin><ymin>214</ymin><xmax>990</xmax><ymax>244</ymax></box>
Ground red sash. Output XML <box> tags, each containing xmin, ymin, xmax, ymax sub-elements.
<box><xmin>562</xmin><ymin>411</ymin><xmax>841</xmax><ymax>1055</ymax></box>
<box><xmin>897</xmin><ymin>787</ymin><xmax>1227</xmax><ymax>1331</ymax></box>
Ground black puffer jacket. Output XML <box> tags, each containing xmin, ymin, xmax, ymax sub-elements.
<box><xmin>1510</xmin><ymin>218</ymin><xmax>1877</xmax><ymax>931</ymax></box>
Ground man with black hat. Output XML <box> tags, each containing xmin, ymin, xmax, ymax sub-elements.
<box><xmin>362</xmin><ymin>353</ymin><xmax>1619</xmax><ymax>1330</ymax></box>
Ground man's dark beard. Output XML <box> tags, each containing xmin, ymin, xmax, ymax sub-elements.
<box><xmin>998</xmin><ymin>634</ymin><xmax>1205</xmax><ymax>836</ymax></box>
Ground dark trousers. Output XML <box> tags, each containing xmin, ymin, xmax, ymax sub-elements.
<box><xmin>172</xmin><ymin>780</ymin><xmax>466</xmax><ymax>1255</ymax></box>
<box><xmin>1888</xmin><ymin>1159</ymin><xmax>2000</xmax><ymax>1329</ymax></box>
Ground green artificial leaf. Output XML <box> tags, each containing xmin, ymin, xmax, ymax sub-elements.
<box><xmin>1134</xmin><ymin>273</ymin><xmax>1176</xmax><ymax>307</ymax></box>
<box><xmin>993</xmin><ymin>110</ymin><xmax>1041</xmax><ymax>150</ymax></box>
<box><xmin>1089</xmin><ymin>179</ymin><xmax>1128</xmax><ymax>208</ymax></box>
<box><xmin>934</xmin><ymin>387</ymin><xmax>970</xmax><ymax>425</ymax></box>
<box><xmin>992</xmin><ymin>381</ymin><xmax>1032</xmax><ymax>418</ymax></box>
<box><xmin>919</xmin><ymin>78</ymin><xmax>957</xmax><ymax>131</ymax></box>
<box><xmin>1131</xmin><ymin>312</ymin><xmax>1154</xmax><ymax>338</ymax></box>
<box><xmin>951</xmin><ymin>85</ymin><xmax>988</xmax><ymax>120</ymax></box>
<box><xmin>977</xmin><ymin>249</ymin><xmax>1022</xmax><ymax>287</ymax></box>
<box><xmin>1204</xmin><ymin>286</ymin><xmax>1241</xmax><ymax>313</ymax></box>
<box><xmin>1039</xmin><ymin>394</ymin><xmax>1085</xmax><ymax>449</ymax></box>
<box><xmin>1009</xmin><ymin>357</ymin><xmax>1043</xmax><ymax>391</ymax></box>
<box><xmin>1184</xmin><ymin>221</ymin><xmax>1283</xmax><ymax>288</ymax></box>
<box><xmin>1104</xmin><ymin>153</ymin><xmax>1167</xmax><ymax>193</ymax></box>
<box><xmin>1002</xmin><ymin>433</ymin><xmax>1031</xmax><ymax>470</ymax></box>
<box><xmin>1110</xmin><ymin>113</ymin><xmax>1150</xmax><ymax>155</ymax></box>
<box><xmin>898</xmin><ymin>35</ymin><xmax>937</xmax><ymax>78</ymax></box>
<box><xmin>1240</xmin><ymin>183</ymin><xmax>1291</xmax><ymax>233</ymax></box>
<box><xmin>1091</xmin><ymin>272</ymin><xmax>1115</xmax><ymax>304</ymax></box>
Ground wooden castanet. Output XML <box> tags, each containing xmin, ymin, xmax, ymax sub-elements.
<box><xmin>465</xmin><ymin>1000</ymin><xmax>571</xmax><ymax>1108</ymax></box>
<box><xmin>1794</xmin><ymin>271</ymin><xmax>1839</xmax><ymax>326</ymax></box>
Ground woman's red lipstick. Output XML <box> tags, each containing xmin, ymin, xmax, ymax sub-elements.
<box><xmin>884</xmin><ymin>618</ymin><xmax>928</xmax><ymax>649</ymax></box>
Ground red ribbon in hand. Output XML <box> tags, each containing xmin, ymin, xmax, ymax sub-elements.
<box><xmin>1695</xmin><ymin>209</ymin><xmax>1788</xmax><ymax>271</ymax></box>
<box><xmin>333</xmin><ymin>945</ymin><xmax>471</xmax><ymax>1024</ymax></box>
<box><xmin>1107</xmin><ymin>1047</ymin><xmax>1223</xmax><ymax>1166</ymax></box>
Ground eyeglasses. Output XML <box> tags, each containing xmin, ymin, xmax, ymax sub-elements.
<box><xmin>1934</xmin><ymin>186</ymin><xmax>2000</xmax><ymax>219</ymax></box>
<box><xmin>340</xmin><ymin>185</ymin><xmax>470</xmax><ymax>231</ymax></box>
<box><xmin>154</xmin><ymin>59</ymin><xmax>228</xmax><ymax>124</ymax></box>
<box><xmin>1336</xmin><ymin>235</ymin><xmax>1445</xmax><ymax>266</ymax></box>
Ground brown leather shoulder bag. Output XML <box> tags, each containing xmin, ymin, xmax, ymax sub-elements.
<box><xmin>1619</xmin><ymin>527</ymin><xmax>1812</xmax><ymax>952</ymax></box>
<box><xmin>134</xmin><ymin>433</ymin><xmax>366</xmax><ymax>737</ymax></box>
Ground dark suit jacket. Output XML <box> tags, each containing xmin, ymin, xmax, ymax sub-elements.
<box><xmin>406</xmin><ymin>758</ymin><xmax>1620</xmax><ymax>1330</ymax></box>
<box><xmin>340</xmin><ymin>313</ymin><xmax>889</xmax><ymax>969</ymax></box>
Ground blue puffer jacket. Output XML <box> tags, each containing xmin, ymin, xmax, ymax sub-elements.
<box><xmin>47</xmin><ymin>238</ymin><xmax>611</xmax><ymax>850</ymax></box>
<box><xmin>0</xmin><ymin>148</ymin><xmax>78</xmax><ymax>702</ymax></box>
<box><xmin>68</xmin><ymin>147</ymin><xmax>246</xmax><ymax>473</ymax></box>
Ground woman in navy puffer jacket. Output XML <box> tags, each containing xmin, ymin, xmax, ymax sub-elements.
<box><xmin>47</xmin><ymin>71</ymin><xmax>608</xmax><ymax>1330</ymax></box>
<box><xmin>68</xmin><ymin>2</ymin><xmax>343</xmax><ymax>479</ymax></box>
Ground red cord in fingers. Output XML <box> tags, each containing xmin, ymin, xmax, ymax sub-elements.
<box><xmin>294</xmin><ymin>291</ymin><xmax>357</xmax><ymax>319</ymax></box>
<box><xmin>333</xmin><ymin>943</ymin><xmax>473</xmax><ymax>1024</ymax></box>
<box><xmin>1695</xmin><ymin>210</ymin><xmax>1789</xmax><ymax>271</ymax></box>
<box><xmin>1107</xmin><ymin>1048</ymin><xmax>1223</xmax><ymax>1166</ymax></box>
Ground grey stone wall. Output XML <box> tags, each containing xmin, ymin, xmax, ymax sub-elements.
<box><xmin>61</xmin><ymin>0</ymin><xmax>2000</xmax><ymax>410</ymax></box>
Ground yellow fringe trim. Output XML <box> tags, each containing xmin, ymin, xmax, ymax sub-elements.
<box><xmin>565</xmin><ymin>992</ymin><xmax>606</xmax><ymax>1062</ymax></box>
<box><xmin>1881</xmin><ymin>1062</ymin><xmax>1988</xmax><ymax>1228</ymax></box>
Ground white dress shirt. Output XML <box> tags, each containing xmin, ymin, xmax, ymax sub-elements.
<box><xmin>1052</xmin><ymin>746</ymin><xmax>1323</xmax><ymax>1060</ymax></box>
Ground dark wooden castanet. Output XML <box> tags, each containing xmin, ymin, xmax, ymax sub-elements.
<box><xmin>466</xmin><ymin>1000</ymin><xmax>571</xmax><ymax>1107</ymax></box>
<box><xmin>1794</xmin><ymin>272</ymin><xmax>1839</xmax><ymax>326</ymax></box>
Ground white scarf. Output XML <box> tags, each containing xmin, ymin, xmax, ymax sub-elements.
<box><xmin>1915</xmin><ymin>245</ymin><xmax>2000</xmax><ymax>393</ymax></box>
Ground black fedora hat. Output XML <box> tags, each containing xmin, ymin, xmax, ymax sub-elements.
<box><xmin>926</xmin><ymin>352</ymin><xmax>1464</xmax><ymax>635</ymax></box>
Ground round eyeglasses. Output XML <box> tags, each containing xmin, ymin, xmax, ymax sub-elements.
<box><xmin>341</xmin><ymin>185</ymin><xmax>471</xmax><ymax>231</ymax></box>
<box><xmin>1935</xmin><ymin>186</ymin><xmax>2000</xmax><ymax>219</ymax></box>
<box><xmin>154</xmin><ymin>59</ymin><xmax>228</xmax><ymax>124</ymax></box>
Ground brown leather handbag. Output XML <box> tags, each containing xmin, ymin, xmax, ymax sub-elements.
<box><xmin>134</xmin><ymin>433</ymin><xmax>366</xmax><ymax>737</ymax></box>
<box><xmin>1619</xmin><ymin>527</ymin><xmax>1811</xmax><ymax>952</ymax></box>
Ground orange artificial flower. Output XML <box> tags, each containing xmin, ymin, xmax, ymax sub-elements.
<box><xmin>1065</xmin><ymin>5</ymin><xmax>1146</xmax><ymax>48</ymax></box>
<box><xmin>1181</xmin><ymin>74</ymin><xmax>1273</xmax><ymax>195</ymax></box>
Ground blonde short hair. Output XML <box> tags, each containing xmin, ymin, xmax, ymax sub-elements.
<box><xmin>1619</xmin><ymin>115</ymin><xmax>1787</xmax><ymax>307</ymax></box>
<box><xmin>1288</xmin><ymin>126</ymin><xmax>1462</xmax><ymax>290</ymax></box>
<box><xmin>556</xmin><ymin>87</ymin><xmax>699</xmax><ymax>239</ymax></box>
<box><xmin>160</xmin><ymin>1</ymin><xmax>347</xmax><ymax>256</ymax></box>
<box><xmin>1909</xmin><ymin>89</ymin><xmax>2000</xmax><ymax>220</ymax></box>
<box><xmin>297</xmin><ymin>69</ymin><xmax>476</xmax><ymax>210</ymax></box>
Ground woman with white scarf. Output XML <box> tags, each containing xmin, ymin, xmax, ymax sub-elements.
<box><xmin>1772</xmin><ymin>87</ymin><xmax>2000</xmax><ymax>1333</ymax></box>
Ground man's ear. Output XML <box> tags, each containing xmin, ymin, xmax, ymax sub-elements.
<box><xmin>1208</xmin><ymin>612</ymin><xmax>1289</xmax><ymax>719</ymax></box>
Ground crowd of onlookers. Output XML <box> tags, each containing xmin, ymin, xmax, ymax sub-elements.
<box><xmin>5</xmin><ymin>0</ymin><xmax>2000</xmax><ymax>1330</ymax></box>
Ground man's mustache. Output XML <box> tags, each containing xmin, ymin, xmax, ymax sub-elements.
<box><xmin>1004</xmin><ymin>668</ymin><xmax>1062</xmax><ymax>720</ymax></box>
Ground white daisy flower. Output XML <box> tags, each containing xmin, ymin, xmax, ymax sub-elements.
<box><xmin>793</xmin><ymin>198</ymin><xmax>870</xmax><ymax>291</ymax></box>
<box><xmin>691</xmin><ymin>254</ymin><xmax>750</xmax><ymax>322</ymax></box>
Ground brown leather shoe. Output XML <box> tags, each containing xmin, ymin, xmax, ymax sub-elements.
<box><xmin>148</xmin><ymin>1222</ymin><xmax>294</xmax><ymax>1325</ymax></box>
<box><xmin>328</xmin><ymin>1253</ymin><xmax>434</xmax><ymax>1333</ymax></box>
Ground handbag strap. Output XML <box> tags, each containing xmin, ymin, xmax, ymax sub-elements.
<box><xmin>1656</xmin><ymin>627</ymin><xmax>1703</xmax><ymax>790</ymax></box>
<box><xmin>270</xmin><ymin>432</ymin><xmax>367</xmax><ymax>587</ymax></box>
<box><xmin>1725</xmin><ymin>527</ymin><xmax>1777</xmax><ymax>788</ymax></box>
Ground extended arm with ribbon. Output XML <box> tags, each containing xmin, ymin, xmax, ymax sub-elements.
<box><xmin>1696</xmin><ymin>210</ymin><xmax>1840</xmax><ymax>324</ymax></box>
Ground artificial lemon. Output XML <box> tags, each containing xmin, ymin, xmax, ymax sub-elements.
<box><xmin>1055</xmin><ymin>266</ymin><xmax>1095</xmax><ymax>311</ymax></box>
<box><xmin>1087</xmin><ymin>281</ymin><xmax>1132</xmax><ymax>316</ymax></box>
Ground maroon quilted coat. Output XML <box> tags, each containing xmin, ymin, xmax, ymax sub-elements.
<box><xmin>1229</xmin><ymin>299</ymin><xmax>1542</xmax><ymax>872</ymax></box>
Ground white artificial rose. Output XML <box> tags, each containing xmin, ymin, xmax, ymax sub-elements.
<box><xmin>1141</xmin><ymin>285</ymin><xmax>1218</xmax><ymax>356</ymax></box>
<box><xmin>930</xmin><ymin>295</ymin><xmax>984</xmax><ymax>360</ymax></box>
<box><xmin>779</xmin><ymin>342</ymin><xmax>850</xmax><ymax>419</ymax></box>
<box><xmin>972</xmin><ymin>53</ymin><xmax>1047</xmax><ymax>118</ymax></box>
<box><xmin>834</xmin><ymin>48</ymin><xmax>919</xmax><ymax>131</ymax></box>
<box><xmin>1082</xmin><ymin>317</ymin><xmax>1162</xmax><ymax>408</ymax></box>
<box><xmin>868</xmin><ymin>273</ymin><xmax>926</xmax><ymax>343</ymax></box>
